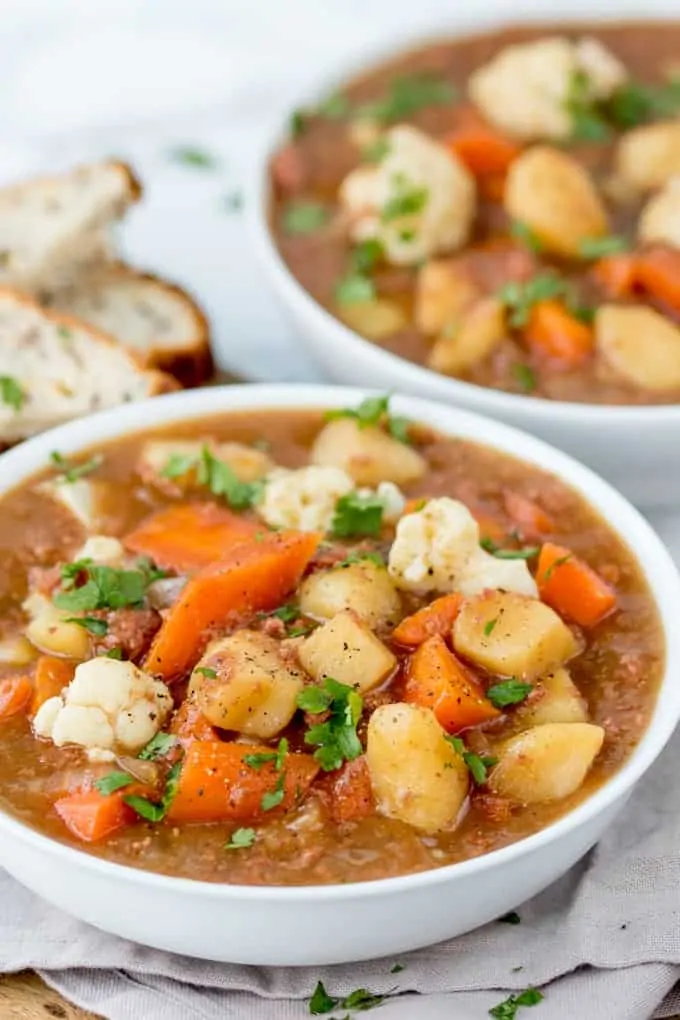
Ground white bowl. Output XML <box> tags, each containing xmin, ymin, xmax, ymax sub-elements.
<box><xmin>251</xmin><ymin>0</ymin><xmax>680</xmax><ymax>511</ymax></box>
<box><xmin>0</xmin><ymin>384</ymin><xmax>678</xmax><ymax>965</ymax></box>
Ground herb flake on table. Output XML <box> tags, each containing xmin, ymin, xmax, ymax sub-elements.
<box><xmin>50</xmin><ymin>451</ymin><xmax>104</xmax><ymax>484</ymax></box>
<box><xmin>498</xmin><ymin>911</ymin><xmax>522</xmax><ymax>925</ymax></box>
<box><xmin>225</xmin><ymin>827</ymin><xmax>256</xmax><ymax>850</ymax></box>
<box><xmin>0</xmin><ymin>375</ymin><xmax>25</xmax><ymax>411</ymax></box>
<box><xmin>487</xmin><ymin>680</ymin><xmax>533</xmax><ymax>708</ymax></box>
<box><xmin>168</xmin><ymin>145</ymin><xmax>219</xmax><ymax>169</ymax></box>
<box><xmin>390</xmin><ymin>962</ymin><xmax>405</xmax><ymax>973</ymax></box>
<box><xmin>283</xmin><ymin>201</ymin><xmax>330</xmax><ymax>235</ymax></box>
<box><xmin>308</xmin><ymin>980</ymin><xmax>387</xmax><ymax>1015</ymax></box>
<box><xmin>489</xmin><ymin>987</ymin><xmax>543</xmax><ymax>1018</ymax></box>
<box><xmin>298</xmin><ymin>678</ymin><xmax>363</xmax><ymax>772</ymax></box>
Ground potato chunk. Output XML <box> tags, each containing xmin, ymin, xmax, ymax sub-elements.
<box><xmin>298</xmin><ymin>561</ymin><xmax>402</xmax><ymax>628</ymax></box>
<box><xmin>515</xmin><ymin>668</ymin><xmax>588</xmax><ymax>728</ymax></box>
<box><xmin>190</xmin><ymin>630</ymin><xmax>304</xmax><ymax>739</ymax></box>
<box><xmin>310</xmin><ymin>417</ymin><xmax>426</xmax><ymax>487</ymax></box>
<box><xmin>337</xmin><ymin>298</ymin><xmax>407</xmax><ymax>340</ymax></box>
<box><xmin>638</xmin><ymin>179</ymin><xmax>680</xmax><ymax>248</ymax></box>
<box><xmin>138</xmin><ymin>439</ymin><xmax>273</xmax><ymax>492</ymax></box>
<box><xmin>23</xmin><ymin>594</ymin><xmax>91</xmax><ymax>660</ymax></box>
<box><xmin>505</xmin><ymin>146</ymin><xmax>608</xmax><ymax>257</ymax></box>
<box><xmin>595</xmin><ymin>304</ymin><xmax>680</xmax><ymax>391</ymax></box>
<box><xmin>488</xmin><ymin>722</ymin><xmax>604</xmax><ymax>803</ymax></box>
<box><xmin>298</xmin><ymin>610</ymin><xmax>396</xmax><ymax>694</ymax></box>
<box><xmin>615</xmin><ymin>121</ymin><xmax>680</xmax><ymax>193</ymax></box>
<box><xmin>366</xmin><ymin>702</ymin><xmax>469</xmax><ymax>832</ymax></box>
<box><xmin>427</xmin><ymin>298</ymin><xmax>506</xmax><ymax>375</ymax></box>
<box><xmin>414</xmin><ymin>259</ymin><xmax>479</xmax><ymax>336</ymax></box>
<box><xmin>453</xmin><ymin>591</ymin><xmax>577</xmax><ymax>680</ymax></box>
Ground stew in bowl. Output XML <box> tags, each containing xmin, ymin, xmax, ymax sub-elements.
<box><xmin>269</xmin><ymin>20</ymin><xmax>680</xmax><ymax>405</ymax></box>
<box><xmin>0</xmin><ymin>390</ymin><xmax>665</xmax><ymax>887</ymax></box>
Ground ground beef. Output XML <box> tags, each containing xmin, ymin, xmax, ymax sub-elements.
<box><xmin>92</xmin><ymin>607</ymin><xmax>162</xmax><ymax>663</ymax></box>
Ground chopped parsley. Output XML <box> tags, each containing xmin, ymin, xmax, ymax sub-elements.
<box><xmin>335</xmin><ymin>272</ymin><xmax>376</xmax><ymax>305</ymax></box>
<box><xmin>0</xmin><ymin>375</ymin><xmax>25</xmax><ymax>411</ymax></box>
<box><xmin>351</xmin><ymin>238</ymin><xmax>384</xmax><ymax>274</ymax></box>
<box><xmin>138</xmin><ymin>732</ymin><xmax>177</xmax><ymax>761</ymax></box>
<box><xmin>497</xmin><ymin>273</ymin><xmax>570</xmax><ymax>329</ymax></box>
<box><xmin>162</xmin><ymin>446</ymin><xmax>263</xmax><ymax>510</ymax></box>
<box><xmin>565</xmin><ymin>70</ymin><xmax>611</xmax><ymax>142</ymax></box>
<box><xmin>326</xmin><ymin>393</ymin><xmax>412</xmax><ymax>444</ymax></box>
<box><xmin>498</xmin><ymin>911</ymin><xmax>522</xmax><ymax>925</ymax></box>
<box><xmin>318</xmin><ymin>92</ymin><xmax>352</xmax><ymax>119</ymax></box>
<box><xmin>298</xmin><ymin>678</ymin><xmax>363</xmax><ymax>772</ymax></box>
<box><xmin>283</xmin><ymin>201</ymin><xmax>329</xmax><ymax>235</ymax></box>
<box><xmin>512</xmin><ymin>363</ymin><xmax>538</xmax><ymax>394</ymax></box>
<box><xmin>335</xmin><ymin>550</ymin><xmax>385</xmax><ymax>569</ymax></box>
<box><xmin>381</xmin><ymin>180</ymin><xmax>429</xmax><ymax>222</ymax></box>
<box><xmin>489</xmin><ymin>987</ymin><xmax>543</xmax><ymax>1018</ymax></box>
<box><xmin>605</xmin><ymin>77</ymin><xmax>680</xmax><ymax>128</ymax></box>
<box><xmin>331</xmin><ymin>491</ymin><xmax>384</xmax><ymax>538</ymax></box>
<box><xmin>390</xmin><ymin>963</ymin><xmax>405</xmax><ymax>974</ymax></box>
<box><xmin>261</xmin><ymin>770</ymin><xmax>286</xmax><ymax>812</ymax></box>
<box><xmin>258</xmin><ymin>602</ymin><xmax>314</xmax><ymax>637</ymax></box>
<box><xmin>510</xmin><ymin>221</ymin><xmax>544</xmax><ymax>254</ymax></box>
<box><xmin>49</xmin><ymin>451</ymin><xmax>104</xmax><ymax>484</ymax></box>
<box><xmin>290</xmin><ymin>109</ymin><xmax>308</xmax><ymax>138</ymax></box>
<box><xmin>225</xmin><ymin>827</ymin><xmax>256</xmax><ymax>850</ymax></box>
<box><xmin>358</xmin><ymin>73</ymin><xmax>457</xmax><ymax>124</ymax></box>
<box><xmin>362</xmin><ymin>137</ymin><xmax>391</xmax><ymax>163</ymax></box>
<box><xmin>194</xmin><ymin>666</ymin><xmax>217</xmax><ymax>679</ymax></box>
<box><xmin>95</xmin><ymin>771</ymin><xmax>133</xmax><ymax>796</ymax></box>
<box><xmin>244</xmin><ymin>737</ymin><xmax>288</xmax><ymax>772</ymax></box>
<box><xmin>124</xmin><ymin>760</ymin><xmax>182</xmax><ymax>822</ymax></box>
<box><xmin>542</xmin><ymin>553</ymin><xmax>573</xmax><ymax>581</ymax></box>
<box><xmin>480</xmin><ymin>538</ymin><xmax>539</xmax><ymax>560</ymax></box>
<box><xmin>308</xmin><ymin>980</ymin><xmax>386</xmax><ymax>1015</ymax></box>
<box><xmin>168</xmin><ymin>145</ymin><xmax>218</xmax><ymax>169</ymax></box>
<box><xmin>446</xmin><ymin>737</ymin><xmax>498</xmax><ymax>784</ymax></box>
<box><xmin>487</xmin><ymin>680</ymin><xmax>533</xmax><ymax>709</ymax></box>
<box><xmin>578</xmin><ymin>235</ymin><xmax>629</xmax><ymax>260</ymax></box>
<box><xmin>64</xmin><ymin>616</ymin><xmax>108</xmax><ymax>636</ymax></box>
<box><xmin>104</xmin><ymin>647</ymin><xmax>124</xmax><ymax>660</ymax></box>
<box><xmin>484</xmin><ymin>618</ymin><xmax>498</xmax><ymax>637</ymax></box>
<box><xmin>54</xmin><ymin>558</ymin><xmax>163</xmax><ymax>613</ymax></box>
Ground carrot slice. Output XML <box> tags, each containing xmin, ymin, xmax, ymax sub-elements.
<box><xmin>0</xmin><ymin>675</ymin><xmax>33</xmax><ymax>720</ymax></box>
<box><xmin>124</xmin><ymin>502</ymin><xmax>261</xmax><ymax>573</ymax></box>
<box><xmin>503</xmin><ymin>491</ymin><xmax>554</xmax><ymax>538</ymax></box>
<box><xmin>167</xmin><ymin>741</ymin><xmax>319</xmax><ymax>823</ymax></box>
<box><xmin>54</xmin><ymin>789</ymin><xmax>134</xmax><ymax>842</ymax></box>
<box><xmin>327</xmin><ymin>756</ymin><xmax>374</xmax><ymax>824</ymax></box>
<box><xmin>169</xmin><ymin>695</ymin><xmax>217</xmax><ymax>744</ymax></box>
<box><xmin>31</xmin><ymin>656</ymin><xmax>76</xmax><ymax>715</ymax></box>
<box><xmin>144</xmin><ymin>530</ymin><xmax>320</xmax><ymax>681</ymax></box>
<box><xmin>446</xmin><ymin>126</ymin><xmax>521</xmax><ymax>178</ymax></box>
<box><xmin>525</xmin><ymin>300</ymin><xmax>594</xmax><ymax>366</ymax></box>
<box><xmin>592</xmin><ymin>253</ymin><xmax>638</xmax><ymax>298</ymax></box>
<box><xmin>393</xmin><ymin>593</ymin><xmax>463</xmax><ymax>647</ymax></box>
<box><xmin>404</xmin><ymin>635</ymin><xmax>500</xmax><ymax>733</ymax></box>
<box><xmin>634</xmin><ymin>245</ymin><xmax>680</xmax><ymax>313</ymax></box>
<box><xmin>537</xmin><ymin>542</ymin><xmax>616</xmax><ymax>627</ymax></box>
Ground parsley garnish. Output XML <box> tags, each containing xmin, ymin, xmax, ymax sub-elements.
<box><xmin>168</xmin><ymin>145</ymin><xmax>218</xmax><ymax>169</ymax></box>
<box><xmin>53</xmin><ymin>558</ymin><xmax>162</xmax><ymax>613</ymax></box>
<box><xmin>512</xmin><ymin>363</ymin><xmax>537</xmax><ymax>394</ymax></box>
<box><xmin>194</xmin><ymin>666</ymin><xmax>217</xmax><ymax>679</ymax></box>
<box><xmin>565</xmin><ymin>69</ymin><xmax>611</xmax><ymax>142</ymax></box>
<box><xmin>335</xmin><ymin>550</ymin><xmax>385</xmax><ymax>569</ymax></box>
<box><xmin>489</xmin><ymin>987</ymin><xmax>543</xmax><ymax>1018</ymax></box>
<box><xmin>50</xmin><ymin>451</ymin><xmax>104</xmax><ymax>484</ymax></box>
<box><xmin>498</xmin><ymin>274</ymin><xmax>569</xmax><ymax>329</ymax></box>
<box><xmin>290</xmin><ymin>109</ymin><xmax>308</xmax><ymax>138</ymax></box>
<box><xmin>104</xmin><ymin>647</ymin><xmax>124</xmax><ymax>660</ymax></box>
<box><xmin>95</xmin><ymin>771</ymin><xmax>133</xmax><ymax>796</ymax></box>
<box><xmin>335</xmin><ymin>273</ymin><xmax>376</xmax><ymax>305</ymax></box>
<box><xmin>381</xmin><ymin>180</ymin><xmax>429</xmax><ymax>222</ymax></box>
<box><xmin>542</xmin><ymin>553</ymin><xmax>573</xmax><ymax>581</ymax></box>
<box><xmin>162</xmin><ymin>446</ymin><xmax>262</xmax><ymax>510</ymax></box>
<box><xmin>362</xmin><ymin>137</ymin><xmax>390</xmax><ymax>163</ymax></box>
<box><xmin>326</xmin><ymin>393</ymin><xmax>411</xmax><ymax>443</ymax></box>
<box><xmin>64</xmin><ymin>616</ymin><xmax>108</xmax><ymax>636</ymax></box>
<box><xmin>351</xmin><ymin>239</ymin><xmax>384</xmax><ymax>274</ymax></box>
<box><xmin>605</xmin><ymin>77</ymin><xmax>680</xmax><ymax>128</ymax></box>
<box><xmin>446</xmin><ymin>736</ymin><xmax>497</xmax><ymax>784</ymax></box>
<box><xmin>358</xmin><ymin>73</ymin><xmax>457</xmax><ymax>123</ymax></box>
<box><xmin>0</xmin><ymin>376</ymin><xmax>25</xmax><ymax>411</ymax></box>
<box><xmin>244</xmin><ymin>737</ymin><xmax>288</xmax><ymax>772</ymax></box>
<box><xmin>124</xmin><ymin>760</ymin><xmax>181</xmax><ymax>822</ymax></box>
<box><xmin>331</xmin><ymin>492</ymin><xmax>384</xmax><ymax>538</ymax></box>
<box><xmin>578</xmin><ymin>235</ymin><xmax>628</xmax><ymax>259</ymax></box>
<box><xmin>298</xmin><ymin>678</ymin><xmax>363</xmax><ymax>772</ymax></box>
<box><xmin>498</xmin><ymin>911</ymin><xmax>521</xmax><ymax>925</ymax></box>
<box><xmin>318</xmin><ymin>93</ymin><xmax>351</xmax><ymax>119</ymax></box>
<box><xmin>260</xmin><ymin>602</ymin><xmax>300</xmax><ymax>624</ymax></box>
<box><xmin>308</xmin><ymin>980</ymin><xmax>386</xmax><ymax>1015</ymax></box>
<box><xmin>510</xmin><ymin>221</ymin><xmax>544</xmax><ymax>254</ymax></box>
<box><xmin>283</xmin><ymin>201</ymin><xmax>329</xmax><ymax>235</ymax></box>
<box><xmin>225</xmin><ymin>827</ymin><xmax>256</xmax><ymax>850</ymax></box>
<box><xmin>484</xmin><ymin>618</ymin><xmax>498</xmax><ymax>637</ymax></box>
<box><xmin>261</xmin><ymin>770</ymin><xmax>286</xmax><ymax>812</ymax></box>
<box><xmin>138</xmin><ymin>732</ymin><xmax>177</xmax><ymax>761</ymax></box>
<box><xmin>480</xmin><ymin>538</ymin><xmax>539</xmax><ymax>560</ymax></box>
<box><xmin>487</xmin><ymin>680</ymin><xmax>533</xmax><ymax>708</ymax></box>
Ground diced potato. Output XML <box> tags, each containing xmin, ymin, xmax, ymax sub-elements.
<box><xmin>298</xmin><ymin>561</ymin><xmax>402</xmax><ymax>628</ymax></box>
<box><xmin>337</xmin><ymin>299</ymin><xmax>407</xmax><ymax>340</ymax></box>
<box><xmin>310</xmin><ymin>417</ymin><xmax>426</xmax><ymax>487</ymax></box>
<box><xmin>504</xmin><ymin>146</ymin><xmax>608</xmax><ymax>257</ymax></box>
<box><xmin>366</xmin><ymin>702</ymin><xmax>469</xmax><ymax>832</ymax></box>
<box><xmin>138</xmin><ymin>439</ymin><xmax>273</xmax><ymax>491</ymax></box>
<box><xmin>190</xmin><ymin>630</ymin><xmax>304</xmax><ymax>739</ymax></box>
<box><xmin>298</xmin><ymin>610</ymin><xmax>396</xmax><ymax>694</ymax></box>
<box><xmin>23</xmin><ymin>594</ymin><xmax>91</xmax><ymax>659</ymax></box>
<box><xmin>37</xmin><ymin>479</ymin><xmax>101</xmax><ymax>531</ymax></box>
<box><xmin>415</xmin><ymin>259</ymin><xmax>480</xmax><ymax>335</ymax></box>
<box><xmin>0</xmin><ymin>635</ymin><xmax>36</xmax><ymax>666</ymax></box>
<box><xmin>615</xmin><ymin>121</ymin><xmax>680</xmax><ymax>192</ymax></box>
<box><xmin>452</xmin><ymin>591</ymin><xmax>577</xmax><ymax>679</ymax></box>
<box><xmin>595</xmin><ymin>304</ymin><xmax>680</xmax><ymax>391</ymax></box>
<box><xmin>515</xmin><ymin>668</ymin><xmax>588</xmax><ymax>728</ymax></box>
<box><xmin>427</xmin><ymin>298</ymin><xmax>506</xmax><ymax>375</ymax></box>
<box><xmin>488</xmin><ymin>722</ymin><xmax>604</xmax><ymax>803</ymax></box>
<box><xmin>638</xmin><ymin>178</ymin><xmax>680</xmax><ymax>248</ymax></box>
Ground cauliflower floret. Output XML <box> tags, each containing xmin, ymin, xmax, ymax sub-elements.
<box><xmin>37</xmin><ymin>478</ymin><xmax>100</xmax><ymax>531</ymax></box>
<box><xmin>75</xmin><ymin>534</ymin><xmax>125</xmax><ymax>566</ymax></box>
<box><xmin>33</xmin><ymin>657</ymin><xmax>173</xmax><ymax>761</ymax></box>
<box><xmin>374</xmin><ymin>481</ymin><xmax>406</xmax><ymax>524</ymax></box>
<box><xmin>388</xmin><ymin>497</ymin><xmax>538</xmax><ymax>597</ymax></box>
<box><xmin>468</xmin><ymin>36</ymin><xmax>627</xmax><ymax>141</ymax></box>
<box><xmin>339</xmin><ymin>125</ymin><xmax>475</xmax><ymax>266</ymax></box>
<box><xmin>258</xmin><ymin>466</ymin><xmax>354</xmax><ymax>532</ymax></box>
<box><xmin>638</xmin><ymin>177</ymin><xmax>680</xmax><ymax>247</ymax></box>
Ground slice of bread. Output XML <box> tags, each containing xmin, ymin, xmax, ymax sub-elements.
<box><xmin>0</xmin><ymin>287</ymin><xmax>175</xmax><ymax>442</ymax></box>
<box><xmin>0</xmin><ymin>161</ymin><xmax>140</xmax><ymax>294</ymax></box>
<box><xmin>46</xmin><ymin>265</ymin><xmax>213</xmax><ymax>387</ymax></box>
<box><xmin>39</xmin><ymin>227</ymin><xmax>115</xmax><ymax>295</ymax></box>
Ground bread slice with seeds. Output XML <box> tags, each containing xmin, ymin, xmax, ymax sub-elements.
<box><xmin>46</xmin><ymin>264</ymin><xmax>212</xmax><ymax>387</ymax></box>
<box><xmin>0</xmin><ymin>161</ymin><xmax>140</xmax><ymax>294</ymax></box>
<box><xmin>0</xmin><ymin>287</ymin><xmax>175</xmax><ymax>442</ymax></box>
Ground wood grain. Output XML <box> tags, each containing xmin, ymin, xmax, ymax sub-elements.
<box><xmin>0</xmin><ymin>973</ymin><xmax>99</xmax><ymax>1018</ymax></box>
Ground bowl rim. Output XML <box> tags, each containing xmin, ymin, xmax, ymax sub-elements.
<box><xmin>249</xmin><ymin>2</ymin><xmax>680</xmax><ymax>426</ymax></box>
<box><xmin>0</xmin><ymin>382</ymin><xmax>679</xmax><ymax>902</ymax></box>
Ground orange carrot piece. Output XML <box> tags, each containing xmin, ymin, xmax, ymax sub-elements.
<box><xmin>169</xmin><ymin>696</ymin><xmax>217</xmax><ymax>744</ymax></box>
<box><xmin>328</xmin><ymin>756</ymin><xmax>374</xmax><ymax>824</ymax></box>
<box><xmin>525</xmin><ymin>300</ymin><xmax>594</xmax><ymax>366</ymax></box>
<box><xmin>0</xmin><ymin>675</ymin><xmax>33</xmax><ymax>720</ymax></box>
<box><xmin>54</xmin><ymin>789</ymin><xmax>134</xmax><ymax>842</ymax></box>
<box><xmin>124</xmin><ymin>502</ymin><xmax>261</xmax><ymax>573</ymax></box>
<box><xmin>473</xmin><ymin>509</ymin><xmax>507</xmax><ymax>544</ymax></box>
<box><xmin>503</xmin><ymin>491</ymin><xmax>554</xmax><ymax>538</ymax></box>
<box><xmin>393</xmin><ymin>593</ymin><xmax>463</xmax><ymax>646</ymax></box>
<box><xmin>144</xmin><ymin>530</ymin><xmax>320</xmax><ymax>680</ymax></box>
<box><xmin>446</xmin><ymin>126</ymin><xmax>521</xmax><ymax>178</ymax></box>
<box><xmin>31</xmin><ymin>656</ymin><xmax>76</xmax><ymax>715</ymax></box>
<box><xmin>592</xmin><ymin>253</ymin><xmax>638</xmax><ymax>298</ymax></box>
<box><xmin>404</xmin><ymin>635</ymin><xmax>500</xmax><ymax>733</ymax></box>
<box><xmin>479</xmin><ymin>173</ymin><xmax>506</xmax><ymax>202</ymax></box>
<box><xmin>634</xmin><ymin>245</ymin><xmax>680</xmax><ymax>313</ymax></box>
<box><xmin>167</xmin><ymin>741</ymin><xmax>319</xmax><ymax>823</ymax></box>
<box><xmin>537</xmin><ymin>542</ymin><xmax>617</xmax><ymax>627</ymax></box>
